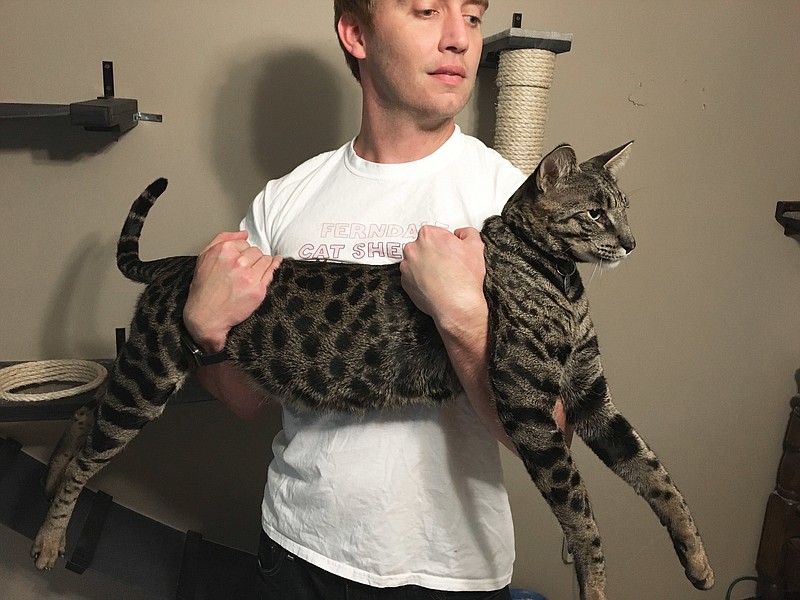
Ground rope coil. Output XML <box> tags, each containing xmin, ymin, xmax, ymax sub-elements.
<box><xmin>494</xmin><ymin>48</ymin><xmax>556</xmax><ymax>173</ymax></box>
<box><xmin>0</xmin><ymin>360</ymin><xmax>107</xmax><ymax>402</ymax></box>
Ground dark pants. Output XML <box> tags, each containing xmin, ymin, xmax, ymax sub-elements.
<box><xmin>257</xmin><ymin>531</ymin><xmax>512</xmax><ymax>600</ymax></box>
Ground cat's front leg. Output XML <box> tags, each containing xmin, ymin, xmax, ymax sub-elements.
<box><xmin>32</xmin><ymin>452</ymin><xmax>92</xmax><ymax>569</ymax></box>
<box><xmin>44</xmin><ymin>402</ymin><xmax>96</xmax><ymax>498</ymax></box>
<box><xmin>571</xmin><ymin>369</ymin><xmax>714</xmax><ymax>590</ymax></box>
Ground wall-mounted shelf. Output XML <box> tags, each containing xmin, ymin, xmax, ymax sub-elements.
<box><xmin>0</xmin><ymin>61</ymin><xmax>161</xmax><ymax>135</ymax></box>
<box><xmin>0</xmin><ymin>104</ymin><xmax>70</xmax><ymax>118</ymax></box>
<box><xmin>480</xmin><ymin>12</ymin><xmax>572</xmax><ymax>69</ymax></box>
<box><xmin>0</xmin><ymin>360</ymin><xmax>212</xmax><ymax>422</ymax></box>
<box><xmin>776</xmin><ymin>201</ymin><xmax>800</xmax><ymax>236</ymax></box>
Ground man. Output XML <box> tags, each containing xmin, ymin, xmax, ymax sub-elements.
<box><xmin>184</xmin><ymin>1</ymin><xmax>566</xmax><ymax>598</ymax></box>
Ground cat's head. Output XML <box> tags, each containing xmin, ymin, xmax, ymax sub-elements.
<box><xmin>502</xmin><ymin>142</ymin><xmax>636</xmax><ymax>267</ymax></box>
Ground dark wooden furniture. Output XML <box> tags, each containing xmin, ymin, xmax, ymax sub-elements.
<box><xmin>756</xmin><ymin>380</ymin><xmax>800</xmax><ymax>599</ymax></box>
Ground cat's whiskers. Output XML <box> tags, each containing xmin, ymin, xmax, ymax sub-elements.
<box><xmin>588</xmin><ymin>261</ymin><xmax>602</xmax><ymax>285</ymax></box>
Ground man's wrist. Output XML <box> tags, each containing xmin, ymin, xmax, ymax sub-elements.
<box><xmin>181</xmin><ymin>332</ymin><xmax>229</xmax><ymax>367</ymax></box>
<box><xmin>434</xmin><ymin>301</ymin><xmax>488</xmax><ymax>341</ymax></box>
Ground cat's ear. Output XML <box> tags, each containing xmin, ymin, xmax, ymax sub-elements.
<box><xmin>586</xmin><ymin>141</ymin><xmax>634</xmax><ymax>177</ymax></box>
<box><xmin>536</xmin><ymin>144</ymin><xmax>578</xmax><ymax>192</ymax></box>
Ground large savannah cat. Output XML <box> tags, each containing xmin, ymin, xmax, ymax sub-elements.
<box><xmin>33</xmin><ymin>143</ymin><xmax>713</xmax><ymax>600</ymax></box>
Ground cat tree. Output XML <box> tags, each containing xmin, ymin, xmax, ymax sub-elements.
<box><xmin>480</xmin><ymin>13</ymin><xmax>572</xmax><ymax>172</ymax></box>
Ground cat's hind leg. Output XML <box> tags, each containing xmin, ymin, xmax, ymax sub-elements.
<box><xmin>31</xmin><ymin>393</ymin><xmax>160</xmax><ymax>570</ymax></box>
<box><xmin>43</xmin><ymin>401</ymin><xmax>96</xmax><ymax>499</ymax></box>
<box><xmin>32</xmin><ymin>328</ymin><xmax>188</xmax><ymax>569</ymax></box>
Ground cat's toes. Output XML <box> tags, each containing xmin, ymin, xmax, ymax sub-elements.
<box><xmin>686</xmin><ymin>553</ymin><xmax>714</xmax><ymax>590</ymax></box>
<box><xmin>688</xmin><ymin>568</ymin><xmax>714</xmax><ymax>590</ymax></box>
<box><xmin>31</xmin><ymin>531</ymin><xmax>65</xmax><ymax>570</ymax></box>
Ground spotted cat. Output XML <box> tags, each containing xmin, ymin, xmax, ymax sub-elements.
<box><xmin>32</xmin><ymin>143</ymin><xmax>713</xmax><ymax>600</ymax></box>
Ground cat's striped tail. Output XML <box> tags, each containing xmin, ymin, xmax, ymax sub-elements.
<box><xmin>116</xmin><ymin>178</ymin><xmax>179</xmax><ymax>284</ymax></box>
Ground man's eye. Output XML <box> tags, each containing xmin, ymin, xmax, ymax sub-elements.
<box><xmin>465</xmin><ymin>14</ymin><xmax>482</xmax><ymax>26</ymax></box>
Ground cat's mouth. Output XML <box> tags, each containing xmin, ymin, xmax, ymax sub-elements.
<box><xmin>570</xmin><ymin>245</ymin><xmax>629</xmax><ymax>267</ymax></box>
<box><xmin>599</xmin><ymin>258</ymin><xmax>624</xmax><ymax>270</ymax></box>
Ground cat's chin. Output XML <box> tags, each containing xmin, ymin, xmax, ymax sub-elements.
<box><xmin>600</xmin><ymin>259</ymin><xmax>623</xmax><ymax>269</ymax></box>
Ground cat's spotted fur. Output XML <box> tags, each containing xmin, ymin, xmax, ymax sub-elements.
<box><xmin>32</xmin><ymin>143</ymin><xmax>713</xmax><ymax>600</ymax></box>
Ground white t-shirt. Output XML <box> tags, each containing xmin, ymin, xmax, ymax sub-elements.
<box><xmin>241</xmin><ymin>126</ymin><xmax>526</xmax><ymax>591</ymax></box>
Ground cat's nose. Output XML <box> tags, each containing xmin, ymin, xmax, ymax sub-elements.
<box><xmin>622</xmin><ymin>237</ymin><xmax>636</xmax><ymax>254</ymax></box>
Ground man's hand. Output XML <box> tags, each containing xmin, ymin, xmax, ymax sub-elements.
<box><xmin>400</xmin><ymin>225</ymin><xmax>486</xmax><ymax>329</ymax></box>
<box><xmin>183</xmin><ymin>231</ymin><xmax>282</xmax><ymax>352</ymax></box>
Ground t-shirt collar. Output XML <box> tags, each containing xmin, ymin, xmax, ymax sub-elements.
<box><xmin>344</xmin><ymin>125</ymin><xmax>463</xmax><ymax>181</ymax></box>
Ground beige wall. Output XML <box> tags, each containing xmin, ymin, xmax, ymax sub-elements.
<box><xmin>2</xmin><ymin>1</ymin><xmax>799</xmax><ymax>599</ymax></box>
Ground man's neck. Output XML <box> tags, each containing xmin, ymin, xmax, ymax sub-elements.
<box><xmin>353</xmin><ymin>113</ymin><xmax>457</xmax><ymax>164</ymax></box>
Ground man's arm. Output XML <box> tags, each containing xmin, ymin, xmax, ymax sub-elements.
<box><xmin>400</xmin><ymin>226</ymin><xmax>571</xmax><ymax>455</ymax></box>
<box><xmin>183</xmin><ymin>231</ymin><xmax>282</xmax><ymax>419</ymax></box>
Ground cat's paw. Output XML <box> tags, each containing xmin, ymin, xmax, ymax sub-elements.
<box><xmin>31</xmin><ymin>529</ymin><xmax>66</xmax><ymax>571</ymax></box>
<box><xmin>685</xmin><ymin>549</ymin><xmax>714</xmax><ymax>590</ymax></box>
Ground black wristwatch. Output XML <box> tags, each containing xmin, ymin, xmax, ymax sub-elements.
<box><xmin>181</xmin><ymin>333</ymin><xmax>229</xmax><ymax>367</ymax></box>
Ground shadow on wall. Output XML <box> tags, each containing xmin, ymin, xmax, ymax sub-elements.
<box><xmin>0</xmin><ymin>117</ymin><xmax>117</xmax><ymax>161</ymax></box>
<box><xmin>210</xmin><ymin>47</ymin><xmax>345</xmax><ymax>214</ymax></box>
<box><xmin>38</xmin><ymin>234</ymin><xmax>118</xmax><ymax>359</ymax></box>
<box><xmin>474</xmin><ymin>66</ymin><xmax>500</xmax><ymax>149</ymax></box>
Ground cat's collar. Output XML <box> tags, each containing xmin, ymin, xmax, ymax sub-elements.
<box><xmin>556</xmin><ymin>258</ymin><xmax>577</xmax><ymax>295</ymax></box>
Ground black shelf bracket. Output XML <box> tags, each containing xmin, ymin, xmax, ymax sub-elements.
<box><xmin>0</xmin><ymin>435</ymin><xmax>258</xmax><ymax>598</ymax></box>
<box><xmin>776</xmin><ymin>201</ymin><xmax>800</xmax><ymax>236</ymax></box>
<box><xmin>66</xmin><ymin>490</ymin><xmax>114</xmax><ymax>574</ymax></box>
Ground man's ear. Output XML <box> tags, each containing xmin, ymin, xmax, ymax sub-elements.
<box><xmin>337</xmin><ymin>13</ymin><xmax>367</xmax><ymax>60</ymax></box>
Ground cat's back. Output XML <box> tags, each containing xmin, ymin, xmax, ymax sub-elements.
<box><xmin>225</xmin><ymin>258</ymin><xmax>457</xmax><ymax>412</ymax></box>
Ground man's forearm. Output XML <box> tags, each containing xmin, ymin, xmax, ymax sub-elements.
<box><xmin>435</xmin><ymin>305</ymin><xmax>520</xmax><ymax>456</ymax></box>
<box><xmin>194</xmin><ymin>362</ymin><xmax>268</xmax><ymax>420</ymax></box>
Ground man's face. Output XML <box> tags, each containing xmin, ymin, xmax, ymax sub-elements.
<box><xmin>359</xmin><ymin>0</ymin><xmax>487</xmax><ymax>125</ymax></box>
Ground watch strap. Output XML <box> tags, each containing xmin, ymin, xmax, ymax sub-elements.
<box><xmin>181</xmin><ymin>333</ymin><xmax>229</xmax><ymax>367</ymax></box>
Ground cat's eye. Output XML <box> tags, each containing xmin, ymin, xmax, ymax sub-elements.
<box><xmin>588</xmin><ymin>209</ymin><xmax>604</xmax><ymax>221</ymax></box>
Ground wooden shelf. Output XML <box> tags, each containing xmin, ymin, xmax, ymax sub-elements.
<box><xmin>0</xmin><ymin>360</ymin><xmax>213</xmax><ymax>422</ymax></box>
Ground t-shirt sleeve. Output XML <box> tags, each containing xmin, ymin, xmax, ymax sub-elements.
<box><xmin>240</xmin><ymin>185</ymin><xmax>273</xmax><ymax>254</ymax></box>
<box><xmin>492</xmin><ymin>155</ymin><xmax>527</xmax><ymax>215</ymax></box>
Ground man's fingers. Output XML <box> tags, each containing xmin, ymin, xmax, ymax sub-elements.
<box><xmin>236</xmin><ymin>245</ymin><xmax>268</xmax><ymax>267</ymax></box>
<box><xmin>200</xmin><ymin>230</ymin><xmax>249</xmax><ymax>254</ymax></box>
<box><xmin>252</xmin><ymin>254</ymin><xmax>283</xmax><ymax>283</ymax></box>
<box><xmin>263</xmin><ymin>256</ymin><xmax>283</xmax><ymax>285</ymax></box>
<box><xmin>453</xmin><ymin>226</ymin><xmax>480</xmax><ymax>241</ymax></box>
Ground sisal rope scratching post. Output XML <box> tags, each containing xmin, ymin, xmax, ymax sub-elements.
<box><xmin>0</xmin><ymin>360</ymin><xmax>106</xmax><ymax>402</ymax></box>
<box><xmin>481</xmin><ymin>14</ymin><xmax>572</xmax><ymax>173</ymax></box>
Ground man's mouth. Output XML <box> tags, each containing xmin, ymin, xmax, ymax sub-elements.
<box><xmin>430</xmin><ymin>65</ymin><xmax>466</xmax><ymax>81</ymax></box>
